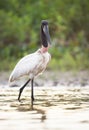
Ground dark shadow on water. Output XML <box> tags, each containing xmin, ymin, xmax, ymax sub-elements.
<box><xmin>80</xmin><ymin>120</ymin><xmax>89</xmax><ymax>124</ymax></box>
<box><xmin>65</xmin><ymin>106</ymin><xmax>82</xmax><ymax>110</ymax></box>
<box><xmin>14</xmin><ymin>101</ymin><xmax>46</xmax><ymax>122</ymax></box>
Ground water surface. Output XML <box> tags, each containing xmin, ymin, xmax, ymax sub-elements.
<box><xmin>0</xmin><ymin>86</ymin><xmax>89</xmax><ymax>130</ymax></box>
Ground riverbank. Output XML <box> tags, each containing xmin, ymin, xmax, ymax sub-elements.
<box><xmin>0</xmin><ymin>70</ymin><xmax>89</xmax><ymax>87</ymax></box>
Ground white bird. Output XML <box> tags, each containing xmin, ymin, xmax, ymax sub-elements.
<box><xmin>9</xmin><ymin>20</ymin><xmax>51</xmax><ymax>109</ymax></box>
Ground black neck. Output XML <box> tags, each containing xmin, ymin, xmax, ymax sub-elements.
<box><xmin>40</xmin><ymin>25</ymin><xmax>48</xmax><ymax>48</ymax></box>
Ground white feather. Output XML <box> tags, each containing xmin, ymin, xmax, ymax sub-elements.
<box><xmin>9</xmin><ymin>49</ymin><xmax>51</xmax><ymax>82</ymax></box>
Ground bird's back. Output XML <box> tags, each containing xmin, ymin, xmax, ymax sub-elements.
<box><xmin>9</xmin><ymin>49</ymin><xmax>51</xmax><ymax>82</ymax></box>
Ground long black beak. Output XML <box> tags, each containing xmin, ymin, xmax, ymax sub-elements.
<box><xmin>43</xmin><ymin>25</ymin><xmax>51</xmax><ymax>45</ymax></box>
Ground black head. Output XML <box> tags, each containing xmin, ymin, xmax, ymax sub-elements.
<box><xmin>41</xmin><ymin>20</ymin><xmax>48</xmax><ymax>26</ymax></box>
<box><xmin>41</xmin><ymin>20</ymin><xmax>51</xmax><ymax>47</ymax></box>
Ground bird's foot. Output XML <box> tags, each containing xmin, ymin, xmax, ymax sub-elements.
<box><xmin>18</xmin><ymin>97</ymin><xmax>22</xmax><ymax>102</ymax></box>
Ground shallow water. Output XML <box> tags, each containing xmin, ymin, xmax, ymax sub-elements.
<box><xmin>0</xmin><ymin>86</ymin><xmax>89</xmax><ymax>130</ymax></box>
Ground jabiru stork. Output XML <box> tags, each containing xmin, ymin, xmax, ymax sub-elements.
<box><xmin>9</xmin><ymin>20</ymin><xmax>51</xmax><ymax>109</ymax></box>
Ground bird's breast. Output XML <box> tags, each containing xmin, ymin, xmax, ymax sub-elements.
<box><xmin>34</xmin><ymin>51</ymin><xmax>51</xmax><ymax>76</ymax></box>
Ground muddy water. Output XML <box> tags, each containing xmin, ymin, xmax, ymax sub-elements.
<box><xmin>0</xmin><ymin>86</ymin><xmax>89</xmax><ymax>130</ymax></box>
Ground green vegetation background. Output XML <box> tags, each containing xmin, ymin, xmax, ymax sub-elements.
<box><xmin>0</xmin><ymin>0</ymin><xmax>89</xmax><ymax>71</ymax></box>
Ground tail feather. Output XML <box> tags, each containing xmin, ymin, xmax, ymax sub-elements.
<box><xmin>9</xmin><ymin>70</ymin><xmax>16</xmax><ymax>82</ymax></box>
<box><xmin>9</xmin><ymin>70</ymin><xmax>25</xmax><ymax>83</ymax></box>
<box><xmin>9</xmin><ymin>74</ymin><xmax>14</xmax><ymax>82</ymax></box>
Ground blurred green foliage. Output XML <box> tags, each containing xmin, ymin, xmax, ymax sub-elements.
<box><xmin>0</xmin><ymin>0</ymin><xmax>89</xmax><ymax>71</ymax></box>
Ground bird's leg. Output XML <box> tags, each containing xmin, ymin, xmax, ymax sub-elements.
<box><xmin>18</xmin><ymin>79</ymin><xmax>31</xmax><ymax>102</ymax></box>
<box><xmin>31</xmin><ymin>78</ymin><xmax>34</xmax><ymax>109</ymax></box>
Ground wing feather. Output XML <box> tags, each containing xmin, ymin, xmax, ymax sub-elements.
<box><xmin>9</xmin><ymin>51</ymin><xmax>43</xmax><ymax>82</ymax></box>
